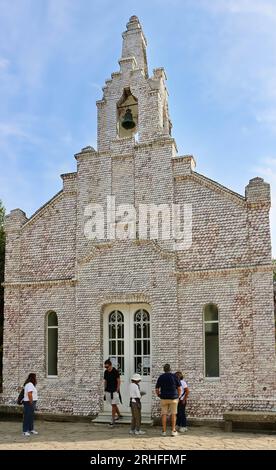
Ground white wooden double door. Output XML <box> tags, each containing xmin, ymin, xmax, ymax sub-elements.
<box><xmin>103</xmin><ymin>304</ymin><xmax>151</xmax><ymax>414</ymax></box>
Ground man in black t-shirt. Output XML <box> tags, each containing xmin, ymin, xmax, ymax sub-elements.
<box><xmin>104</xmin><ymin>359</ymin><xmax>122</xmax><ymax>425</ymax></box>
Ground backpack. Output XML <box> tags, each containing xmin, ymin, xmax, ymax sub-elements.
<box><xmin>17</xmin><ymin>387</ymin><xmax>24</xmax><ymax>405</ymax></box>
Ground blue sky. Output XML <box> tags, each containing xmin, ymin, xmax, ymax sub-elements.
<box><xmin>0</xmin><ymin>0</ymin><xmax>275</xmax><ymax>256</ymax></box>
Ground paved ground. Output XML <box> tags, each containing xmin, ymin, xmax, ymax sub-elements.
<box><xmin>0</xmin><ymin>420</ymin><xmax>275</xmax><ymax>450</ymax></box>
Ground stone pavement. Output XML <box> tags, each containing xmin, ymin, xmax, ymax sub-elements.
<box><xmin>0</xmin><ymin>420</ymin><xmax>275</xmax><ymax>450</ymax></box>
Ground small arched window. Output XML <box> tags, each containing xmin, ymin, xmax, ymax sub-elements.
<box><xmin>204</xmin><ymin>304</ymin><xmax>219</xmax><ymax>378</ymax></box>
<box><xmin>47</xmin><ymin>311</ymin><xmax>58</xmax><ymax>377</ymax></box>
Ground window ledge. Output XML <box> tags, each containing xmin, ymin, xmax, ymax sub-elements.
<box><xmin>46</xmin><ymin>376</ymin><xmax>58</xmax><ymax>379</ymax></box>
<box><xmin>204</xmin><ymin>377</ymin><xmax>220</xmax><ymax>382</ymax></box>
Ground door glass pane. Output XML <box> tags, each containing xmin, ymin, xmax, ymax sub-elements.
<box><xmin>118</xmin><ymin>340</ymin><xmax>124</xmax><ymax>355</ymax></box>
<box><xmin>109</xmin><ymin>324</ymin><xmax>115</xmax><ymax>339</ymax></box>
<box><xmin>143</xmin><ymin>323</ymin><xmax>150</xmax><ymax>338</ymax></box>
<box><xmin>108</xmin><ymin>310</ymin><xmax>124</xmax><ymax>374</ymax></box>
<box><xmin>143</xmin><ymin>339</ymin><xmax>150</xmax><ymax>355</ymax></box>
<box><xmin>109</xmin><ymin>340</ymin><xmax>116</xmax><ymax>355</ymax></box>
<box><xmin>118</xmin><ymin>358</ymin><xmax>124</xmax><ymax>375</ymax></box>
<box><xmin>142</xmin><ymin>356</ymin><xmax>150</xmax><ymax>376</ymax></box>
<box><xmin>134</xmin><ymin>340</ymin><xmax>141</xmax><ymax>356</ymax></box>
<box><xmin>117</xmin><ymin>324</ymin><xmax>123</xmax><ymax>339</ymax></box>
<box><xmin>135</xmin><ymin>357</ymin><xmax>142</xmax><ymax>374</ymax></box>
<box><xmin>134</xmin><ymin>309</ymin><xmax>150</xmax><ymax>376</ymax></box>
<box><xmin>135</xmin><ymin>323</ymin><xmax>142</xmax><ymax>338</ymax></box>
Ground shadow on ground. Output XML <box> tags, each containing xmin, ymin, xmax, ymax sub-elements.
<box><xmin>0</xmin><ymin>420</ymin><xmax>275</xmax><ymax>450</ymax></box>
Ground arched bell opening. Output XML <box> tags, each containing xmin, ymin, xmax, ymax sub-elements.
<box><xmin>117</xmin><ymin>88</ymin><xmax>138</xmax><ymax>138</ymax></box>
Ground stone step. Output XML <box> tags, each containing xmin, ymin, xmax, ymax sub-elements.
<box><xmin>92</xmin><ymin>412</ymin><xmax>153</xmax><ymax>425</ymax></box>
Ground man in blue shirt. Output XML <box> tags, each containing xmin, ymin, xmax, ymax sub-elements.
<box><xmin>155</xmin><ymin>363</ymin><xmax>181</xmax><ymax>437</ymax></box>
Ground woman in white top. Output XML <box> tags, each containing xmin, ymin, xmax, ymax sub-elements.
<box><xmin>22</xmin><ymin>373</ymin><xmax>38</xmax><ymax>436</ymax></box>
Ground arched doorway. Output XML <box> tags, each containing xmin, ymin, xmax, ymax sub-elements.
<box><xmin>103</xmin><ymin>304</ymin><xmax>151</xmax><ymax>413</ymax></box>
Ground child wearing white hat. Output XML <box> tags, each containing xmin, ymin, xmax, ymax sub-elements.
<box><xmin>129</xmin><ymin>373</ymin><xmax>146</xmax><ymax>435</ymax></box>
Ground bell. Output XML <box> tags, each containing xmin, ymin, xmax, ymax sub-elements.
<box><xmin>121</xmin><ymin>108</ymin><xmax>136</xmax><ymax>130</ymax></box>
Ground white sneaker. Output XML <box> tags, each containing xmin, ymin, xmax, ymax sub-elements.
<box><xmin>171</xmin><ymin>430</ymin><xmax>178</xmax><ymax>437</ymax></box>
<box><xmin>23</xmin><ymin>432</ymin><xmax>30</xmax><ymax>436</ymax></box>
<box><xmin>30</xmin><ymin>430</ymin><xmax>38</xmax><ymax>435</ymax></box>
<box><xmin>179</xmin><ymin>427</ymin><xmax>188</xmax><ymax>433</ymax></box>
<box><xmin>135</xmin><ymin>430</ymin><xmax>146</xmax><ymax>435</ymax></box>
<box><xmin>161</xmin><ymin>431</ymin><xmax>167</xmax><ymax>436</ymax></box>
<box><xmin>129</xmin><ymin>430</ymin><xmax>135</xmax><ymax>434</ymax></box>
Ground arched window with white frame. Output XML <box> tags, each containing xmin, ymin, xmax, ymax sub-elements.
<box><xmin>204</xmin><ymin>304</ymin><xmax>219</xmax><ymax>378</ymax></box>
<box><xmin>47</xmin><ymin>311</ymin><xmax>58</xmax><ymax>377</ymax></box>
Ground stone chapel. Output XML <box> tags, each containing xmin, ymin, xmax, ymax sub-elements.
<box><xmin>2</xmin><ymin>16</ymin><xmax>275</xmax><ymax>420</ymax></box>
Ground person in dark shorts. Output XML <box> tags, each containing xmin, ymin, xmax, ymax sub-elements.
<box><xmin>104</xmin><ymin>359</ymin><xmax>122</xmax><ymax>425</ymax></box>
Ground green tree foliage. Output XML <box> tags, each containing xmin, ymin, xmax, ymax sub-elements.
<box><xmin>273</xmin><ymin>259</ymin><xmax>276</xmax><ymax>282</ymax></box>
<box><xmin>0</xmin><ymin>200</ymin><xmax>5</xmax><ymax>389</ymax></box>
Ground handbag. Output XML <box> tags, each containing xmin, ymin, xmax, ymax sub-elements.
<box><xmin>17</xmin><ymin>387</ymin><xmax>24</xmax><ymax>405</ymax></box>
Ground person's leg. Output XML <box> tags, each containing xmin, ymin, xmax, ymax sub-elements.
<box><xmin>170</xmin><ymin>400</ymin><xmax>178</xmax><ymax>433</ymax></box>
<box><xmin>135</xmin><ymin>405</ymin><xmax>141</xmax><ymax>431</ymax></box>
<box><xmin>176</xmin><ymin>401</ymin><xmax>181</xmax><ymax>427</ymax></box>
<box><xmin>171</xmin><ymin>413</ymin><xmax>177</xmax><ymax>432</ymax></box>
<box><xmin>23</xmin><ymin>403</ymin><xmax>28</xmax><ymax>432</ymax></box>
<box><xmin>130</xmin><ymin>404</ymin><xmax>136</xmax><ymax>432</ymax></box>
<box><xmin>161</xmin><ymin>400</ymin><xmax>169</xmax><ymax>434</ymax></box>
<box><xmin>161</xmin><ymin>414</ymin><xmax>167</xmax><ymax>433</ymax></box>
<box><xmin>106</xmin><ymin>392</ymin><xmax>114</xmax><ymax>424</ymax></box>
<box><xmin>114</xmin><ymin>404</ymin><xmax>121</xmax><ymax>418</ymax></box>
<box><xmin>179</xmin><ymin>402</ymin><xmax>186</xmax><ymax>427</ymax></box>
<box><xmin>182</xmin><ymin>402</ymin><xmax>187</xmax><ymax>427</ymax></box>
<box><xmin>23</xmin><ymin>403</ymin><xmax>31</xmax><ymax>433</ymax></box>
<box><xmin>132</xmin><ymin>403</ymin><xmax>139</xmax><ymax>430</ymax></box>
<box><xmin>111</xmin><ymin>404</ymin><xmax>117</xmax><ymax>423</ymax></box>
<box><xmin>29</xmin><ymin>403</ymin><xmax>35</xmax><ymax>431</ymax></box>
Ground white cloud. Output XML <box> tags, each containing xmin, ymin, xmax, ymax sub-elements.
<box><xmin>0</xmin><ymin>115</ymin><xmax>44</xmax><ymax>148</ymax></box>
<box><xmin>0</xmin><ymin>0</ymin><xmax>77</xmax><ymax>92</ymax></box>
<box><xmin>256</xmin><ymin>110</ymin><xmax>276</xmax><ymax>134</ymax></box>
<box><xmin>188</xmin><ymin>0</ymin><xmax>276</xmax><ymax>135</ymax></box>
<box><xmin>0</xmin><ymin>58</ymin><xmax>9</xmax><ymax>70</ymax></box>
<box><xmin>0</xmin><ymin>122</ymin><xmax>27</xmax><ymax>139</ymax></box>
<box><xmin>198</xmin><ymin>0</ymin><xmax>276</xmax><ymax>18</ymax></box>
<box><xmin>89</xmin><ymin>82</ymin><xmax>103</xmax><ymax>92</ymax></box>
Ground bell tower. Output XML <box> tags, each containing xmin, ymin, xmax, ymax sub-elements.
<box><xmin>76</xmin><ymin>16</ymin><xmax>177</xmax><ymax>252</ymax></box>
<box><xmin>96</xmin><ymin>15</ymin><xmax>174</xmax><ymax>152</ymax></box>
